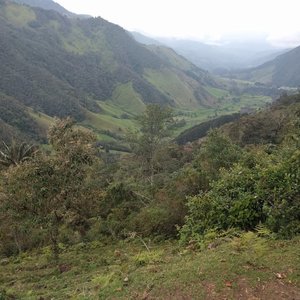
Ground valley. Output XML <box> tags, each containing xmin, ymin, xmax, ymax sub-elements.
<box><xmin>0</xmin><ymin>0</ymin><xmax>282</xmax><ymax>146</ymax></box>
<box><xmin>0</xmin><ymin>1</ymin><xmax>300</xmax><ymax>299</ymax></box>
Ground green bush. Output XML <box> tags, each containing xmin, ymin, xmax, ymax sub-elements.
<box><xmin>180</xmin><ymin>147</ymin><xmax>300</xmax><ymax>243</ymax></box>
<box><xmin>260</xmin><ymin>150</ymin><xmax>300</xmax><ymax>238</ymax></box>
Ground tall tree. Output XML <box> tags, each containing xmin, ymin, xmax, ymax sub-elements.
<box><xmin>128</xmin><ymin>104</ymin><xmax>174</xmax><ymax>186</ymax></box>
<box><xmin>2</xmin><ymin>118</ymin><xmax>99</xmax><ymax>261</ymax></box>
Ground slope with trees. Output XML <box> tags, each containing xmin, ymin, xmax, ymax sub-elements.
<box><xmin>0</xmin><ymin>0</ymin><xmax>222</xmax><ymax>143</ymax></box>
<box><xmin>233</xmin><ymin>45</ymin><xmax>300</xmax><ymax>87</ymax></box>
<box><xmin>0</xmin><ymin>94</ymin><xmax>299</xmax><ymax>298</ymax></box>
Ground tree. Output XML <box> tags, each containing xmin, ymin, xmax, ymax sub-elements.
<box><xmin>128</xmin><ymin>104</ymin><xmax>174</xmax><ymax>186</ymax></box>
<box><xmin>2</xmin><ymin>118</ymin><xmax>100</xmax><ymax>261</ymax></box>
<box><xmin>195</xmin><ymin>129</ymin><xmax>243</xmax><ymax>180</ymax></box>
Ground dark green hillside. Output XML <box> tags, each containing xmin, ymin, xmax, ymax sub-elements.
<box><xmin>221</xmin><ymin>93</ymin><xmax>300</xmax><ymax>145</ymax></box>
<box><xmin>176</xmin><ymin>113</ymin><xmax>241</xmax><ymax>145</ymax></box>
<box><xmin>235</xmin><ymin>45</ymin><xmax>300</xmax><ymax>87</ymax></box>
<box><xmin>0</xmin><ymin>94</ymin><xmax>40</xmax><ymax>140</ymax></box>
<box><xmin>0</xmin><ymin>0</ymin><xmax>222</xmax><ymax>142</ymax></box>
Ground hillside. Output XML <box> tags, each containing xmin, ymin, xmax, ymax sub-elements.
<box><xmin>234</xmin><ymin>45</ymin><xmax>300</xmax><ymax>87</ymax></box>
<box><xmin>12</xmin><ymin>0</ymin><xmax>84</xmax><ymax>17</ymax></box>
<box><xmin>175</xmin><ymin>93</ymin><xmax>300</xmax><ymax>146</ymax></box>
<box><xmin>1</xmin><ymin>93</ymin><xmax>300</xmax><ymax>299</ymax></box>
<box><xmin>1</xmin><ymin>238</ymin><xmax>300</xmax><ymax>299</ymax></box>
<box><xmin>0</xmin><ymin>0</ymin><xmax>218</xmax><ymax>141</ymax></box>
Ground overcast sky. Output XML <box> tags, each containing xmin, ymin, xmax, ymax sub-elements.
<box><xmin>56</xmin><ymin>0</ymin><xmax>300</xmax><ymax>47</ymax></box>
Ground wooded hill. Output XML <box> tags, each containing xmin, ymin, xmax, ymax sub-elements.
<box><xmin>233</xmin><ymin>45</ymin><xmax>300</xmax><ymax>87</ymax></box>
<box><xmin>0</xmin><ymin>0</ymin><xmax>218</xmax><ymax>141</ymax></box>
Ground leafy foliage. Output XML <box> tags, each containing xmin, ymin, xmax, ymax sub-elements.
<box><xmin>180</xmin><ymin>139</ymin><xmax>300</xmax><ymax>243</ymax></box>
<box><xmin>1</xmin><ymin>118</ymin><xmax>100</xmax><ymax>260</ymax></box>
<box><xmin>128</xmin><ymin>104</ymin><xmax>174</xmax><ymax>184</ymax></box>
<box><xmin>0</xmin><ymin>140</ymin><xmax>37</xmax><ymax>167</ymax></box>
<box><xmin>0</xmin><ymin>94</ymin><xmax>300</xmax><ymax>260</ymax></box>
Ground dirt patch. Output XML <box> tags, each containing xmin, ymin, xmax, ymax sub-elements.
<box><xmin>254</xmin><ymin>281</ymin><xmax>300</xmax><ymax>300</ymax></box>
<box><xmin>234</xmin><ymin>278</ymin><xmax>300</xmax><ymax>300</ymax></box>
<box><xmin>139</xmin><ymin>279</ymin><xmax>300</xmax><ymax>300</ymax></box>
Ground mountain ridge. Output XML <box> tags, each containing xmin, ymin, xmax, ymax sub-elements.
<box><xmin>0</xmin><ymin>0</ymin><xmax>219</xmax><ymax>141</ymax></box>
<box><xmin>131</xmin><ymin>32</ymin><xmax>288</xmax><ymax>72</ymax></box>
<box><xmin>232</xmin><ymin>45</ymin><xmax>300</xmax><ymax>87</ymax></box>
<box><xmin>11</xmin><ymin>0</ymin><xmax>91</xmax><ymax>18</ymax></box>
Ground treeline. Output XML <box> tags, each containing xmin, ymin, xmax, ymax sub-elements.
<box><xmin>176</xmin><ymin>113</ymin><xmax>241</xmax><ymax>145</ymax></box>
<box><xmin>0</xmin><ymin>94</ymin><xmax>299</xmax><ymax>260</ymax></box>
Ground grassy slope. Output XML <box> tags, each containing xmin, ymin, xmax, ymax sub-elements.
<box><xmin>109</xmin><ymin>83</ymin><xmax>146</xmax><ymax>115</ymax></box>
<box><xmin>172</xmin><ymin>93</ymin><xmax>272</xmax><ymax>136</ymax></box>
<box><xmin>145</xmin><ymin>69</ymin><xmax>201</xmax><ymax>109</ymax></box>
<box><xmin>4</xmin><ymin>3</ymin><xmax>36</xmax><ymax>27</ymax></box>
<box><xmin>1</xmin><ymin>237</ymin><xmax>299</xmax><ymax>299</ymax></box>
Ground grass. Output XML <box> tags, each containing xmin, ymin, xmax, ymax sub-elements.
<box><xmin>144</xmin><ymin>69</ymin><xmax>201</xmax><ymax>109</ymax></box>
<box><xmin>204</xmin><ymin>86</ymin><xmax>229</xmax><ymax>98</ymax></box>
<box><xmin>172</xmin><ymin>93</ymin><xmax>272</xmax><ymax>136</ymax></box>
<box><xmin>61</xmin><ymin>25</ymin><xmax>116</xmax><ymax>72</ymax></box>
<box><xmin>109</xmin><ymin>83</ymin><xmax>146</xmax><ymax>115</ymax></box>
<box><xmin>1</xmin><ymin>236</ymin><xmax>299</xmax><ymax>299</ymax></box>
<box><xmin>28</xmin><ymin>109</ymin><xmax>55</xmax><ymax>132</ymax></box>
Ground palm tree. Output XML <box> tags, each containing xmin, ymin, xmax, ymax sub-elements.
<box><xmin>0</xmin><ymin>140</ymin><xmax>38</xmax><ymax>167</ymax></box>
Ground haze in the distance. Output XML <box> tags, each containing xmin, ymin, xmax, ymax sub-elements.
<box><xmin>55</xmin><ymin>0</ymin><xmax>300</xmax><ymax>48</ymax></box>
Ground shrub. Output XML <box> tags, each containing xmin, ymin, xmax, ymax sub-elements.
<box><xmin>180</xmin><ymin>146</ymin><xmax>300</xmax><ymax>243</ymax></box>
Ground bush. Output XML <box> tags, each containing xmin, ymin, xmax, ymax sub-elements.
<box><xmin>180</xmin><ymin>147</ymin><xmax>300</xmax><ymax>243</ymax></box>
<box><xmin>260</xmin><ymin>150</ymin><xmax>300</xmax><ymax>238</ymax></box>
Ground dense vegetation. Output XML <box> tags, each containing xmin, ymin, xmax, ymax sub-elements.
<box><xmin>0</xmin><ymin>95</ymin><xmax>299</xmax><ymax>299</ymax></box>
<box><xmin>175</xmin><ymin>113</ymin><xmax>241</xmax><ymax>145</ymax></box>
<box><xmin>0</xmin><ymin>94</ymin><xmax>299</xmax><ymax>258</ymax></box>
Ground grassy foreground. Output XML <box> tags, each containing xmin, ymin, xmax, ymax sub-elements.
<box><xmin>1</xmin><ymin>235</ymin><xmax>299</xmax><ymax>299</ymax></box>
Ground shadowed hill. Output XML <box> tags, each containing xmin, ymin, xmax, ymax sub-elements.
<box><xmin>234</xmin><ymin>46</ymin><xmax>300</xmax><ymax>87</ymax></box>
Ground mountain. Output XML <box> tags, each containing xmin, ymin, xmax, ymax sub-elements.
<box><xmin>130</xmin><ymin>31</ymin><xmax>163</xmax><ymax>46</ymax></box>
<box><xmin>12</xmin><ymin>0</ymin><xmax>90</xmax><ymax>18</ymax></box>
<box><xmin>131</xmin><ymin>32</ymin><xmax>286</xmax><ymax>72</ymax></box>
<box><xmin>233</xmin><ymin>45</ymin><xmax>300</xmax><ymax>87</ymax></box>
<box><xmin>0</xmin><ymin>0</ymin><xmax>219</xmax><ymax>141</ymax></box>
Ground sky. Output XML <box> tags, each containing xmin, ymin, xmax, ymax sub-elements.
<box><xmin>55</xmin><ymin>0</ymin><xmax>300</xmax><ymax>48</ymax></box>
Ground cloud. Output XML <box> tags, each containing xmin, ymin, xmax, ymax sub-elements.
<box><xmin>267</xmin><ymin>32</ymin><xmax>300</xmax><ymax>48</ymax></box>
<box><xmin>56</xmin><ymin>0</ymin><xmax>300</xmax><ymax>46</ymax></box>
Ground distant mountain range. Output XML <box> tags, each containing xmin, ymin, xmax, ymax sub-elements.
<box><xmin>132</xmin><ymin>31</ymin><xmax>300</xmax><ymax>88</ymax></box>
<box><xmin>0</xmin><ymin>0</ymin><xmax>218</xmax><ymax>141</ymax></box>
<box><xmin>131</xmin><ymin>32</ymin><xmax>289</xmax><ymax>72</ymax></box>
<box><xmin>232</xmin><ymin>46</ymin><xmax>300</xmax><ymax>87</ymax></box>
